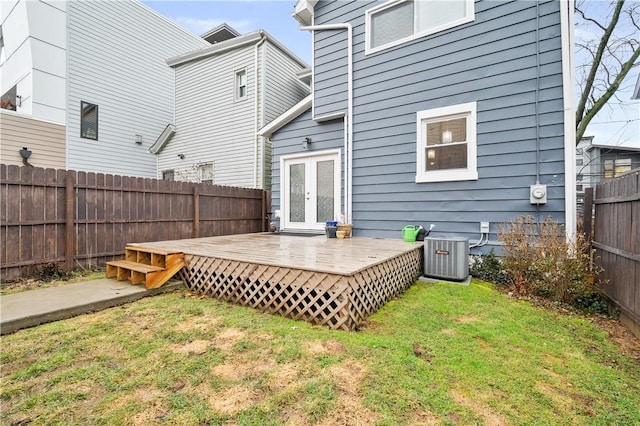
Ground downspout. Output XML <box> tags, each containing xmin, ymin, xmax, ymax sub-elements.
<box><xmin>298</xmin><ymin>23</ymin><xmax>353</xmax><ymax>223</ymax></box>
<box><xmin>254</xmin><ymin>31</ymin><xmax>267</xmax><ymax>188</ymax></box>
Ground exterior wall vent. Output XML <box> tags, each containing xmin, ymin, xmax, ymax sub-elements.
<box><xmin>424</xmin><ymin>237</ymin><xmax>469</xmax><ymax>281</ymax></box>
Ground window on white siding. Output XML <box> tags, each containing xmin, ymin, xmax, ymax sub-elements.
<box><xmin>235</xmin><ymin>69</ymin><xmax>247</xmax><ymax>101</ymax></box>
<box><xmin>162</xmin><ymin>170</ymin><xmax>175</xmax><ymax>181</ymax></box>
<box><xmin>416</xmin><ymin>102</ymin><xmax>477</xmax><ymax>183</ymax></box>
<box><xmin>366</xmin><ymin>0</ymin><xmax>474</xmax><ymax>54</ymax></box>
<box><xmin>80</xmin><ymin>101</ymin><xmax>98</xmax><ymax>140</ymax></box>
<box><xmin>199</xmin><ymin>163</ymin><xmax>214</xmax><ymax>184</ymax></box>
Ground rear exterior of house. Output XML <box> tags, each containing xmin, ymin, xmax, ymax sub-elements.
<box><xmin>263</xmin><ymin>0</ymin><xmax>575</xmax><ymax>253</ymax></box>
<box><xmin>155</xmin><ymin>32</ymin><xmax>310</xmax><ymax>190</ymax></box>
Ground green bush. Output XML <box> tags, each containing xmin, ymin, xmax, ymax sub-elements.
<box><xmin>498</xmin><ymin>215</ymin><xmax>602</xmax><ymax>305</ymax></box>
<box><xmin>470</xmin><ymin>249</ymin><xmax>512</xmax><ymax>285</ymax></box>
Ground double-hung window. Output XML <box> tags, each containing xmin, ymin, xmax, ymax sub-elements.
<box><xmin>80</xmin><ymin>101</ymin><xmax>98</xmax><ymax>140</ymax></box>
<box><xmin>416</xmin><ymin>102</ymin><xmax>477</xmax><ymax>183</ymax></box>
<box><xmin>366</xmin><ymin>0</ymin><xmax>474</xmax><ymax>54</ymax></box>
<box><xmin>235</xmin><ymin>69</ymin><xmax>247</xmax><ymax>101</ymax></box>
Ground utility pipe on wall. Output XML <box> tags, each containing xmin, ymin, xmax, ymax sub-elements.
<box><xmin>298</xmin><ymin>23</ymin><xmax>353</xmax><ymax>224</ymax></box>
<box><xmin>254</xmin><ymin>32</ymin><xmax>267</xmax><ymax>189</ymax></box>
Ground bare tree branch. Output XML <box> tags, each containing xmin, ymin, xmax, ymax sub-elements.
<box><xmin>575</xmin><ymin>0</ymin><xmax>626</xmax><ymax>133</ymax></box>
<box><xmin>575</xmin><ymin>0</ymin><xmax>640</xmax><ymax>144</ymax></box>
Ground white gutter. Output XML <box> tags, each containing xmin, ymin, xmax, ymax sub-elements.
<box><xmin>560</xmin><ymin>0</ymin><xmax>576</xmax><ymax>238</ymax></box>
<box><xmin>298</xmin><ymin>23</ymin><xmax>353</xmax><ymax>224</ymax></box>
<box><xmin>254</xmin><ymin>32</ymin><xmax>267</xmax><ymax>188</ymax></box>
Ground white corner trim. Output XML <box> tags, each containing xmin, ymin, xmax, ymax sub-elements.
<box><xmin>560</xmin><ymin>0</ymin><xmax>577</xmax><ymax>237</ymax></box>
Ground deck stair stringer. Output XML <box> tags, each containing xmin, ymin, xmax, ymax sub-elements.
<box><xmin>106</xmin><ymin>246</ymin><xmax>184</xmax><ymax>289</ymax></box>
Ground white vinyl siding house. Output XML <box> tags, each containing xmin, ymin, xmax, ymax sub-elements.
<box><xmin>65</xmin><ymin>0</ymin><xmax>208</xmax><ymax>177</ymax></box>
<box><xmin>156</xmin><ymin>31</ymin><xmax>309</xmax><ymax>190</ymax></box>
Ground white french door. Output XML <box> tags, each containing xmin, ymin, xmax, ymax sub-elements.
<box><xmin>282</xmin><ymin>151</ymin><xmax>341</xmax><ymax>231</ymax></box>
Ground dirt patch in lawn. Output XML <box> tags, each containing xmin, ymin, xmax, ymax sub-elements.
<box><xmin>171</xmin><ymin>340</ymin><xmax>210</xmax><ymax>355</ymax></box>
<box><xmin>302</xmin><ymin>339</ymin><xmax>345</xmax><ymax>356</ymax></box>
<box><xmin>207</xmin><ymin>384</ymin><xmax>260</xmax><ymax>415</ymax></box>
<box><xmin>172</xmin><ymin>313</ymin><xmax>223</xmax><ymax>333</ymax></box>
<box><xmin>211</xmin><ymin>359</ymin><xmax>276</xmax><ymax>382</ymax></box>
<box><xmin>450</xmin><ymin>388</ymin><xmax>508</xmax><ymax>426</ymax></box>
<box><xmin>211</xmin><ymin>327</ymin><xmax>246</xmax><ymax>351</ymax></box>
<box><xmin>322</xmin><ymin>359</ymin><xmax>380</xmax><ymax>425</ymax></box>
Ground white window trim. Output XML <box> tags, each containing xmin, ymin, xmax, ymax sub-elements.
<box><xmin>234</xmin><ymin>68</ymin><xmax>247</xmax><ymax>102</ymax></box>
<box><xmin>415</xmin><ymin>101</ymin><xmax>478</xmax><ymax>183</ymax></box>
<box><xmin>365</xmin><ymin>0</ymin><xmax>475</xmax><ymax>55</ymax></box>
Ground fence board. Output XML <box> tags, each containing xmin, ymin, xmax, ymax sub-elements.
<box><xmin>592</xmin><ymin>169</ymin><xmax>640</xmax><ymax>337</ymax></box>
<box><xmin>1</xmin><ymin>165</ymin><xmax>266</xmax><ymax>280</ymax></box>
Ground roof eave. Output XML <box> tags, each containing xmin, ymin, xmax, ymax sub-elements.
<box><xmin>259</xmin><ymin>95</ymin><xmax>312</xmax><ymax>138</ymax></box>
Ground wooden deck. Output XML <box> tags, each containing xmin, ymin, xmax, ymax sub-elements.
<box><xmin>130</xmin><ymin>233</ymin><xmax>423</xmax><ymax>330</ymax></box>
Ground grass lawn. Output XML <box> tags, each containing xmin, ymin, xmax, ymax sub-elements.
<box><xmin>1</xmin><ymin>280</ymin><xmax>639</xmax><ymax>425</ymax></box>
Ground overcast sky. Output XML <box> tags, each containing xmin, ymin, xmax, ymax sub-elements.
<box><xmin>143</xmin><ymin>0</ymin><xmax>639</xmax><ymax>148</ymax></box>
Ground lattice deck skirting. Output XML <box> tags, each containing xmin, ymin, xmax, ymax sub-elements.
<box><xmin>178</xmin><ymin>248</ymin><xmax>423</xmax><ymax>331</ymax></box>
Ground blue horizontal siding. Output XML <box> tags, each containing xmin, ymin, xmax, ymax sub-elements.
<box><xmin>270</xmin><ymin>0</ymin><xmax>568</xmax><ymax>249</ymax></box>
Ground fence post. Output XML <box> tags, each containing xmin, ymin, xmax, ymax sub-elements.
<box><xmin>193</xmin><ymin>186</ymin><xmax>200</xmax><ymax>238</ymax></box>
<box><xmin>583</xmin><ymin>187</ymin><xmax>594</xmax><ymax>250</ymax></box>
<box><xmin>261</xmin><ymin>191</ymin><xmax>267</xmax><ymax>232</ymax></box>
<box><xmin>65</xmin><ymin>172</ymin><xmax>75</xmax><ymax>271</ymax></box>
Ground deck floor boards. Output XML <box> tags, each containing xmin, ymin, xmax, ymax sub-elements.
<box><xmin>130</xmin><ymin>233</ymin><xmax>422</xmax><ymax>276</ymax></box>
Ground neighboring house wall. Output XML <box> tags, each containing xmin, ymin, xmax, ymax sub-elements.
<box><xmin>65</xmin><ymin>1</ymin><xmax>207</xmax><ymax>177</ymax></box>
<box><xmin>0</xmin><ymin>0</ymin><xmax>66</xmax><ymax>124</ymax></box>
<box><xmin>158</xmin><ymin>35</ymin><xmax>309</xmax><ymax>190</ymax></box>
<box><xmin>0</xmin><ymin>110</ymin><xmax>66</xmax><ymax>169</ymax></box>
<box><xmin>271</xmin><ymin>0</ymin><xmax>572</xmax><ymax>250</ymax></box>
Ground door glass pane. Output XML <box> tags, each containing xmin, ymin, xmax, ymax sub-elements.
<box><xmin>289</xmin><ymin>163</ymin><xmax>305</xmax><ymax>222</ymax></box>
<box><xmin>316</xmin><ymin>160</ymin><xmax>334</xmax><ymax>223</ymax></box>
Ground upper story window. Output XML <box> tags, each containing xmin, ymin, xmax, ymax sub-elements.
<box><xmin>80</xmin><ymin>101</ymin><xmax>98</xmax><ymax>140</ymax></box>
<box><xmin>235</xmin><ymin>69</ymin><xmax>247</xmax><ymax>101</ymax></box>
<box><xmin>416</xmin><ymin>101</ymin><xmax>477</xmax><ymax>183</ymax></box>
<box><xmin>366</xmin><ymin>0</ymin><xmax>474</xmax><ymax>54</ymax></box>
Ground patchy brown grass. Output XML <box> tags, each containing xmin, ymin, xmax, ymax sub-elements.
<box><xmin>1</xmin><ymin>283</ymin><xmax>639</xmax><ymax>425</ymax></box>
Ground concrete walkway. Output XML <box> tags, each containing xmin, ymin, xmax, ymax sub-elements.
<box><xmin>1</xmin><ymin>279</ymin><xmax>184</xmax><ymax>335</ymax></box>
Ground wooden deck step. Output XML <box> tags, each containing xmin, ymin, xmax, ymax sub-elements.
<box><xmin>106</xmin><ymin>248</ymin><xmax>185</xmax><ymax>289</ymax></box>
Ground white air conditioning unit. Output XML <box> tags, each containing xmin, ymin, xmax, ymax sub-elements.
<box><xmin>424</xmin><ymin>237</ymin><xmax>469</xmax><ymax>281</ymax></box>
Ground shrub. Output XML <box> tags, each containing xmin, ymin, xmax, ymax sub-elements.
<box><xmin>470</xmin><ymin>249</ymin><xmax>512</xmax><ymax>285</ymax></box>
<box><xmin>498</xmin><ymin>215</ymin><xmax>602</xmax><ymax>304</ymax></box>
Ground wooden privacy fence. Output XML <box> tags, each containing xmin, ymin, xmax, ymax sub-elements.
<box><xmin>0</xmin><ymin>164</ymin><xmax>268</xmax><ymax>281</ymax></box>
<box><xmin>586</xmin><ymin>169</ymin><xmax>639</xmax><ymax>336</ymax></box>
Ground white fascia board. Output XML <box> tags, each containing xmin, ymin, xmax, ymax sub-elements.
<box><xmin>259</xmin><ymin>94</ymin><xmax>312</xmax><ymax>138</ymax></box>
<box><xmin>167</xmin><ymin>31</ymin><xmax>263</xmax><ymax>67</ymax></box>
<box><xmin>148</xmin><ymin>124</ymin><xmax>176</xmax><ymax>154</ymax></box>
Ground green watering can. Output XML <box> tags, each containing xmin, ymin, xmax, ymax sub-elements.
<box><xmin>402</xmin><ymin>225</ymin><xmax>422</xmax><ymax>242</ymax></box>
